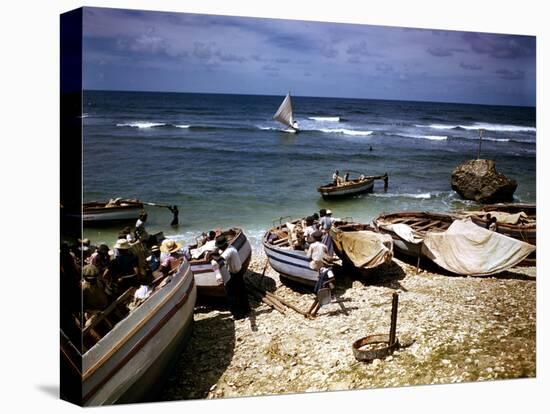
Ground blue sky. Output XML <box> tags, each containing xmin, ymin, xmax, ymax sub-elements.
<box><xmin>82</xmin><ymin>7</ymin><xmax>536</xmax><ymax>106</ymax></box>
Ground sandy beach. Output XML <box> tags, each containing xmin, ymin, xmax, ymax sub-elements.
<box><xmin>160</xmin><ymin>251</ymin><xmax>536</xmax><ymax>401</ymax></box>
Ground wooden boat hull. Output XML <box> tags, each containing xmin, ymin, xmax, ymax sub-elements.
<box><xmin>317</xmin><ymin>178</ymin><xmax>374</xmax><ymax>199</ymax></box>
<box><xmin>191</xmin><ymin>230</ymin><xmax>253</xmax><ymax>298</ymax></box>
<box><xmin>81</xmin><ymin>260</ymin><xmax>196</xmax><ymax>406</ymax></box>
<box><xmin>83</xmin><ymin>200</ymin><xmax>144</xmax><ymax>224</ymax></box>
<box><xmin>263</xmin><ymin>226</ymin><xmax>319</xmax><ymax>287</ymax></box>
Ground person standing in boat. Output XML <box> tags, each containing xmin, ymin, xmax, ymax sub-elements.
<box><xmin>103</xmin><ymin>239</ymin><xmax>141</xmax><ymax>298</ymax></box>
<box><xmin>212</xmin><ymin>235</ymin><xmax>250</xmax><ymax>320</ymax></box>
<box><xmin>332</xmin><ymin>170</ymin><xmax>340</xmax><ymax>185</ymax></box>
<box><xmin>319</xmin><ymin>210</ymin><xmax>335</xmax><ymax>255</ymax></box>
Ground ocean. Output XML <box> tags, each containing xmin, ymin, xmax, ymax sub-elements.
<box><xmin>82</xmin><ymin>91</ymin><xmax>536</xmax><ymax>249</ymax></box>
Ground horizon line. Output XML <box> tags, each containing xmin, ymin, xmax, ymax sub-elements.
<box><xmin>82</xmin><ymin>88</ymin><xmax>535</xmax><ymax>109</ymax></box>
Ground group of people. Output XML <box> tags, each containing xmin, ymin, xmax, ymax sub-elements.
<box><xmin>288</xmin><ymin>208</ymin><xmax>336</xmax><ymax>253</ymax></box>
<box><xmin>61</xmin><ymin>211</ymin><xmax>251</xmax><ymax>330</ymax></box>
<box><xmin>332</xmin><ymin>170</ymin><xmax>350</xmax><ymax>186</ymax></box>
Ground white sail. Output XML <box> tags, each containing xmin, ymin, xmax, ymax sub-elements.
<box><xmin>273</xmin><ymin>93</ymin><xmax>294</xmax><ymax>128</ymax></box>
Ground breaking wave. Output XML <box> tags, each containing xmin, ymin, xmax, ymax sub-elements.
<box><xmin>319</xmin><ymin>128</ymin><xmax>373</xmax><ymax>136</ymax></box>
<box><xmin>308</xmin><ymin>116</ymin><xmax>340</xmax><ymax>122</ymax></box>
<box><xmin>416</xmin><ymin>122</ymin><xmax>536</xmax><ymax>133</ymax></box>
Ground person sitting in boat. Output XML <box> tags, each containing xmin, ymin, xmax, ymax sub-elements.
<box><xmin>489</xmin><ymin>216</ymin><xmax>498</xmax><ymax>232</ymax></box>
<box><xmin>146</xmin><ymin>245</ymin><xmax>161</xmax><ymax>272</ymax></box>
<box><xmin>307</xmin><ymin>231</ymin><xmax>329</xmax><ymax>271</ymax></box>
<box><xmin>82</xmin><ymin>264</ymin><xmax>109</xmax><ymax>320</ymax></box>
<box><xmin>192</xmin><ymin>231</ymin><xmax>218</xmax><ymax>260</ymax></box>
<box><xmin>159</xmin><ymin>239</ymin><xmax>185</xmax><ymax>275</ymax></box>
<box><xmin>211</xmin><ymin>235</ymin><xmax>250</xmax><ymax>320</ymax></box>
<box><xmin>88</xmin><ymin>244</ymin><xmax>110</xmax><ymax>273</ymax></box>
<box><xmin>103</xmin><ymin>239</ymin><xmax>141</xmax><ymax>298</ymax></box>
<box><xmin>292</xmin><ymin>120</ymin><xmax>299</xmax><ymax>131</ymax></box>
<box><xmin>343</xmin><ymin>172</ymin><xmax>349</xmax><ymax>183</ymax></box>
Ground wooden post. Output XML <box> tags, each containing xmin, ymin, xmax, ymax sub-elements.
<box><xmin>389</xmin><ymin>292</ymin><xmax>399</xmax><ymax>346</ymax></box>
<box><xmin>477</xmin><ymin>129</ymin><xmax>484</xmax><ymax>159</ymax></box>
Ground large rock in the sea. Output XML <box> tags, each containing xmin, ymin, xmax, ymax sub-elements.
<box><xmin>451</xmin><ymin>159</ymin><xmax>517</xmax><ymax>203</ymax></box>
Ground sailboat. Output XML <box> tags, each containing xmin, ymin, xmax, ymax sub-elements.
<box><xmin>273</xmin><ymin>92</ymin><xmax>299</xmax><ymax>133</ymax></box>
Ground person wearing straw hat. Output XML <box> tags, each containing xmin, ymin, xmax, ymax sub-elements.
<box><xmin>82</xmin><ymin>264</ymin><xmax>109</xmax><ymax>317</ymax></box>
<box><xmin>211</xmin><ymin>235</ymin><xmax>250</xmax><ymax>319</ymax></box>
<box><xmin>103</xmin><ymin>239</ymin><xmax>140</xmax><ymax>297</ymax></box>
<box><xmin>159</xmin><ymin>239</ymin><xmax>185</xmax><ymax>275</ymax></box>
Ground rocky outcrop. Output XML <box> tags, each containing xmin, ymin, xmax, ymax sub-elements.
<box><xmin>451</xmin><ymin>159</ymin><xmax>517</xmax><ymax>203</ymax></box>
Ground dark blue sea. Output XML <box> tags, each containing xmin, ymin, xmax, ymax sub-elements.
<box><xmin>82</xmin><ymin>91</ymin><xmax>536</xmax><ymax>248</ymax></box>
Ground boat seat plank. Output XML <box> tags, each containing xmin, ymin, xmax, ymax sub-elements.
<box><xmin>83</xmin><ymin>287</ymin><xmax>135</xmax><ymax>336</ymax></box>
<box><xmin>415</xmin><ymin>220</ymin><xmax>442</xmax><ymax>232</ymax></box>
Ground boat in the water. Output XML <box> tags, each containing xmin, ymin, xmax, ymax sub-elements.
<box><xmin>83</xmin><ymin>198</ymin><xmax>144</xmax><ymax>224</ymax></box>
<box><xmin>61</xmin><ymin>258</ymin><xmax>196</xmax><ymax>406</ymax></box>
<box><xmin>330</xmin><ymin>221</ymin><xmax>393</xmax><ymax>277</ymax></box>
<box><xmin>189</xmin><ymin>228</ymin><xmax>252</xmax><ymax>298</ymax></box>
<box><xmin>273</xmin><ymin>92</ymin><xmax>299</xmax><ymax>133</ymax></box>
<box><xmin>318</xmin><ymin>176</ymin><xmax>374</xmax><ymax>199</ymax></box>
<box><xmin>373</xmin><ymin>211</ymin><xmax>535</xmax><ymax>276</ymax></box>
<box><xmin>263</xmin><ymin>220</ymin><xmax>321</xmax><ymax>287</ymax></box>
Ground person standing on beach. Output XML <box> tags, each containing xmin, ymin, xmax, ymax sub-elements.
<box><xmin>212</xmin><ymin>235</ymin><xmax>250</xmax><ymax>320</ymax></box>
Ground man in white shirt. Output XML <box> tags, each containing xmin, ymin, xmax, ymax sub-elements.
<box><xmin>213</xmin><ymin>235</ymin><xmax>250</xmax><ymax>319</ymax></box>
<box><xmin>307</xmin><ymin>231</ymin><xmax>328</xmax><ymax>270</ymax></box>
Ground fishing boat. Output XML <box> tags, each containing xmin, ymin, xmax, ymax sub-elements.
<box><xmin>330</xmin><ymin>221</ymin><xmax>393</xmax><ymax>278</ymax></box>
<box><xmin>262</xmin><ymin>220</ymin><xmax>320</xmax><ymax>287</ymax></box>
<box><xmin>83</xmin><ymin>198</ymin><xmax>144</xmax><ymax>224</ymax></box>
<box><xmin>455</xmin><ymin>204</ymin><xmax>536</xmax><ymax>246</ymax></box>
<box><xmin>373</xmin><ymin>211</ymin><xmax>535</xmax><ymax>276</ymax></box>
<box><xmin>189</xmin><ymin>228</ymin><xmax>252</xmax><ymax>298</ymax></box>
<box><xmin>318</xmin><ymin>176</ymin><xmax>374</xmax><ymax>199</ymax></box>
<box><xmin>61</xmin><ymin>258</ymin><xmax>197</xmax><ymax>406</ymax></box>
<box><xmin>273</xmin><ymin>92</ymin><xmax>299</xmax><ymax>133</ymax></box>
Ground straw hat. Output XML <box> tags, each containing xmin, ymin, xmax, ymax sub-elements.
<box><xmin>82</xmin><ymin>264</ymin><xmax>100</xmax><ymax>280</ymax></box>
<box><xmin>115</xmin><ymin>239</ymin><xmax>131</xmax><ymax>250</ymax></box>
<box><xmin>150</xmin><ymin>245</ymin><xmax>160</xmax><ymax>253</ymax></box>
<box><xmin>326</xmin><ymin>209</ymin><xmax>333</xmax><ymax>215</ymax></box>
<box><xmin>160</xmin><ymin>239</ymin><xmax>183</xmax><ymax>254</ymax></box>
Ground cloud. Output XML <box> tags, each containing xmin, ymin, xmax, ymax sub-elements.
<box><xmin>375</xmin><ymin>63</ymin><xmax>394</xmax><ymax>73</ymax></box>
<box><xmin>495</xmin><ymin>69</ymin><xmax>525</xmax><ymax>80</ymax></box>
<box><xmin>320</xmin><ymin>43</ymin><xmax>338</xmax><ymax>58</ymax></box>
<box><xmin>215</xmin><ymin>51</ymin><xmax>247</xmax><ymax>63</ymax></box>
<box><xmin>462</xmin><ymin>33</ymin><xmax>535</xmax><ymax>59</ymax></box>
<box><xmin>347</xmin><ymin>40</ymin><xmax>370</xmax><ymax>57</ymax></box>
<box><xmin>193</xmin><ymin>42</ymin><xmax>215</xmax><ymax>60</ymax></box>
<box><xmin>460</xmin><ymin>61</ymin><xmax>483</xmax><ymax>70</ymax></box>
<box><xmin>426</xmin><ymin>47</ymin><xmax>465</xmax><ymax>57</ymax></box>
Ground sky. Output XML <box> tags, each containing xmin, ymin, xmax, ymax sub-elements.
<box><xmin>82</xmin><ymin>7</ymin><xmax>536</xmax><ymax>106</ymax></box>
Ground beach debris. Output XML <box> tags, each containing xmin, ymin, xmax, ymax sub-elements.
<box><xmin>352</xmin><ymin>292</ymin><xmax>402</xmax><ymax>362</ymax></box>
<box><xmin>451</xmin><ymin>159</ymin><xmax>517</xmax><ymax>203</ymax></box>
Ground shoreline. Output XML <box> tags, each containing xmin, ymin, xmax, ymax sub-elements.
<box><xmin>160</xmin><ymin>250</ymin><xmax>536</xmax><ymax>400</ymax></box>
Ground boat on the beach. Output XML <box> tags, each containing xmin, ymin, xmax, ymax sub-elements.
<box><xmin>189</xmin><ymin>228</ymin><xmax>252</xmax><ymax>298</ymax></box>
<box><xmin>454</xmin><ymin>204</ymin><xmax>536</xmax><ymax>247</ymax></box>
<box><xmin>262</xmin><ymin>220</ymin><xmax>320</xmax><ymax>287</ymax></box>
<box><xmin>330</xmin><ymin>221</ymin><xmax>394</xmax><ymax>277</ymax></box>
<box><xmin>317</xmin><ymin>176</ymin><xmax>374</xmax><ymax>199</ymax></box>
<box><xmin>61</xmin><ymin>258</ymin><xmax>197</xmax><ymax>406</ymax></box>
<box><xmin>83</xmin><ymin>198</ymin><xmax>144</xmax><ymax>224</ymax></box>
<box><xmin>373</xmin><ymin>211</ymin><xmax>535</xmax><ymax>276</ymax></box>
<box><xmin>273</xmin><ymin>92</ymin><xmax>299</xmax><ymax>133</ymax></box>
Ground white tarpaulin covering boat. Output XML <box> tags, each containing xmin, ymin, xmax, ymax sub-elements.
<box><xmin>330</xmin><ymin>227</ymin><xmax>393</xmax><ymax>269</ymax></box>
<box><xmin>383</xmin><ymin>218</ymin><xmax>535</xmax><ymax>276</ymax></box>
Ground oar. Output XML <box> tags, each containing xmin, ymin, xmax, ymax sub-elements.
<box><xmin>143</xmin><ymin>201</ymin><xmax>172</xmax><ymax>209</ymax></box>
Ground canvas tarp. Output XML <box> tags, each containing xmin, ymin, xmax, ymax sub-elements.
<box><xmin>461</xmin><ymin>211</ymin><xmax>531</xmax><ymax>225</ymax></box>
<box><xmin>331</xmin><ymin>228</ymin><xmax>393</xmax><ymax>269</ymax></box>
<box><xmin>421</xmin><ymin>218</ymin><xmax>535</xmax><ymax>276</ymax></box>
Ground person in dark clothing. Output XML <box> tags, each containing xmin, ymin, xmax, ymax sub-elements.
<box><xmin>169</xmin><ymin>205</ymin><xmax>179</xmax><ymax>227</ymax></box>
<box><xmin>103</xmin><ymin>239</ymin><xmax>140</xmax><ymax>298</ymax></box>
